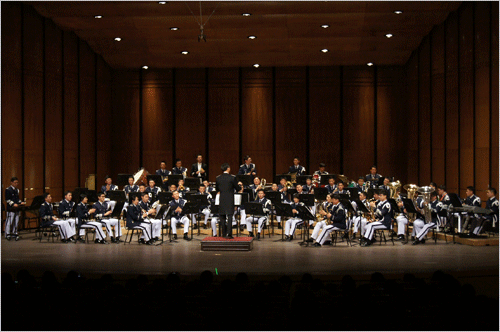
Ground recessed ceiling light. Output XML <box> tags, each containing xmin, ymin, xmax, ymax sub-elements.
<box><xmin>242</xmin><ymin>13</ymin><xmax>251</xmax><ymax>16</ymax></box>
<box><xmin>170</xmin><ymin>27</ymin><xmax>179</xmax><ymax>31</ymax></box>
<box><xmin>181</xmin><ymin>51</ymin><xmax>189</xmax><ymax>55</ymax></box>
<box><xmin>386</xmin><ymin>33</ymin><xmax>393</xmax><ymax>38</ymax></box>
<box><xmin>367</xmin><ymin>62</ymin><xmax>374</xmax><ymax>66</ymax></box>
<box><xmin>321</xmin><ymin>49</ymin><xmax>329</xmax><ymax>53</ymax></box>
<box><xmin>253</xmin><ymin>64</ymin><xmax>260</xmax><ymax>68</ymax></box>
<box><xmin>142</xmin><ymin>66</ymin><xmax>148</xmax><ymax>70</ymax></box>
<box><xmin>394</xmin><ymin>10</ymin><xmax>403</xmax><ymax>14</ymax></box>
<box><xmin>159</xmin><ymin>1</ymin><xmax>167</xmax><ymax>4</ymax></box>
<box><xmin>94</xmin><ymin>15</ymin><xmax>102</xmax><ymax>19</ymax></box>
<box><xmin>321</xmin><ymin>24</ymin><xmax>330</xmax><ymax>28</ymax></box>
<box><xmin>114</xmin><ymin>37</ymin><xmax>121</xmax><ymax>41</ymax></box>
<box><xmin>248</xmin><ymin>35</ymin><xmax>256</xmax><ymax>39</ymax></box>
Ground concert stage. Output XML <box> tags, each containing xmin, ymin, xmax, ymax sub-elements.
<box><xmin>201</xmin><ymin>236</ymin><xmax>254</xmax><ymax>251</ymax></box>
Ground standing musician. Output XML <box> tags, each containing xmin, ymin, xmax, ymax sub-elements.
<box><xmin>238</xmin><ymin>155</ymin><xmax>257</xmax><ymax>177</ymax></box>
<box><xmin>203</xmin><ymin>180</ymin><xmax>215</xmax><ymax>193</ymax></box>
<box><xmin>156</xmin><ymin>161</ymin><xmax>171</xmax><ymax>189</ymax></box>
<box><xmin>360</xmin><ymin>190</ymin><xmax>391</xmax><ymax>247</ymax></box>
<box><xmin>312</xmin><ymin>194</ymin><xmax>346</xmax><ymax>247</ymax></box>
<box><xmin>139</xmin><ymin>193</ymin><xmax>162</xmax><ymax>242</ymax></box>
<box><xmin>76</xmin><ymin>194</ymin><xmax>107</xmax><ymax>244</ymax></box>
<box><xmin>313</xmin><ymin>163</ymin><xmax>329</xmax><ymax>177</ymax></box>
<box><xmin>412</xmin><ymin>191</ymin><xmax>443</xmax><ymax>245</ymax></box>
<box><xmin>94</xmin><ymin>192</ymin><xmax>123</xmax><ymax>243</ymax></box>
<box><xmin>244</xmin><ymin>189</ymin><xmax>271</xmax><ymax>239</ymax></box>
<box><xmin>283</xmin><ymin>194</ymin><xmax>305</xmax><ymax>241</ymax></box>
<box><xmin>216</xmin><ymin>163</ymin><xmax>242</xmax><ymax>238</ymax></box>
<box><xmin>351</xmin><ymin>191</ymin><xmax>370</xmax><ymax>239</ymax></box>
<box><xmin>191</xmin><ymin>184</ymin><xmax>212</xmax><ymax>230</ymax></box>
<box><xmin>325</xmin><ymin>178</ymin><xmax>337</xmax><ymax>194</ymax></box>
<box><xmin>355</xmin><ymin>177</ymin><xmax>366</xmax><ymax>193</ymax></box>
<box><xmin>101</xmin><ymin>176</ymin><xmax>118</xmax><ymax>212</ymax></box>
<box><xmin>126</xmin><ymin>195</ymin><xmax>153</xmax><ymax>245</ymax></box>
<box><xmin>308</xmin><ymin>193</ymin><xmax>333</xmax><ymax>244</ymax></box>
<box><xmin>58</xmin><ymin>191</ymin><xmax>77</xmax><ymax>234</ymax></box>
<box><xmin>169</xmin><ymin>190</ymin><xmax>191</xmax><ymax>241</ymax></box>
<box><xmin>5</xmin><ymin>177</ymin><xmax>26</xmax><ymax>241</ymax></box>
<box><xmin>289</xmin><ymin>157</ymin><xmax>306</xmax><ymax>176</ymax></box>
<box><xmin>191</xmin><ymin>154</ymin><xmax>208</xmax><ymax>181</ymax></box>
<box><xmin>365</xmin><ymin>165</ymin><xmax>382</xmax><ymax>188</ymax></box>
<box><xmin>172</xmin><ymin>159</ymin><xmax>187</xmax><ymax>177</ymax></box>
<box><xmin>40</xmin><ymin>192</ymin><xmax>76</xmax><ymax>243</ymax></box>
<box><xmin>302</xmin><ymin>178</ymin><xmax>315</xmax><ymax>194</ymax></box>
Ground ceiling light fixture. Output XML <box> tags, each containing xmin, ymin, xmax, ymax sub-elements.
<box><xmin>181</xmin><ymin>51</ymin><xmax>189</xmax><ymax>55</ymax></box>
<box><xmin>367</xmin><ymin>62</ymin><xmax>374</xmax><ymax>66</ymax></box>
<box><xmin>321</xmin><ymin>24</ymin><xmax>330</xmax><ymax>28</ymax></box>
<box><xmin>185</xmin><ymin>2</ymin><xmax>219</xmax><ymax>42</ymax></box>
<box><xmin>394</xmin><ymin>10</ymin><xmax>403</xmax><ymax>14</ymax></box>
<box><xmin>248</xmin><ymin>35</ymin><xmax>256</xmax><ymax>39</ymax></box>
<box><xmin>321</xmin><ymin>49</ymin><xmax>329</xmax><ymax>53</ymax></box>
<box><xmin>170</xmin><ymin>27</ymin><xmax>179</xmax><ymax>31</ymax></box>
<box><xmin>159</xmin><ymin>1</ymin><xmax>167</xmax><ymax>4</ymax></box>
<box><xmin>253</xmin><ymin>64</ymin><xmax>260</xmax><ymax>68</ymax></box>
<box><xmin>142</xmin><ymin>66</ymin><xmax>148</xmax><ymax>70</ymax></box>
<box><xmin>242</xmin><ymin>13</ymin><xmax>251</xmax><ymax>16</ymax></box>
<box><xmin>385</xmin><ymin>33</ymin><xmax>393</xmax><ymax>38</ymax></box>
<box><xmin>114</xmin><ymin>37</ymin><xmax>121</xmax><ymax>41</ymax></box>
<box><xmin>94</xmin><ymin>15</ymin><xmax>102</xmax><ymax>19</ymax></box>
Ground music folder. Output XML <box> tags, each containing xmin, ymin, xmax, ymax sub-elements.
<box><xmin>244</xmin><ymin>202</ymin><xmax>265</xmax><ymax>217</ymax></box>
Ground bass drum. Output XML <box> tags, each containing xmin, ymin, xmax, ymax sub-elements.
<box><xmin>133</xmin><ymin>168</ymin><xmax>150</xmax><ymax>186</ymax></box>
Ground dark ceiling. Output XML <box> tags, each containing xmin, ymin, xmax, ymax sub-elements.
<box><xmin>30</xmin><ymin>1</ymin><xmax>461</xmax><ymax>69</ymax></box>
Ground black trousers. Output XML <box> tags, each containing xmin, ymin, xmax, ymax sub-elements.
<box><xmin>219</xmin><ymin>214</ymin><xmax>233</xmax><ymax>236</ymax></box>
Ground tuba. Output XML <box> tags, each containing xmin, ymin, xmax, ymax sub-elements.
<box><xmin>417</xmin><ymin>186</ymin><xmax>434</xmax><ymax>224</ymax></box>
<box><xmin>259</xmin><ymin>178</ymin><xmax>267</xmax><ymax>190</ymax></box>
<box><xmin>387</xmin><ymin>180</ymin><xmax>402</xmax><ymax>200</ymax></box>
<box><xmin>404</xmin><ymin>184</ymin><xmax>419</xmax><ymax>202</ymax></box>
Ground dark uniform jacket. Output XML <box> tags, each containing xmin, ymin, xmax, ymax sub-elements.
<box><xmin>216</xmin><ymin>172</ymin><xmax>242</xmax><ymax>215</ymax></box>
<box><xmin>5</xmin><ymin>186</ymin><xmax>22</xmax><ymax>212</ymax></box>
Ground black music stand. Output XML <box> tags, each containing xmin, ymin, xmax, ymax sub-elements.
<box><xmin>265</xmin><ymin>191</ymin><xmax>280</xmax><ymax>235</ymax></box>
<box><xmin>86</xmin><ymin>190</ymin><xmax>98</xmax><ymax>203</ymax></box>
<box><xmin>236</xmin><ymin>175</ymin><xmax>252</xmax><ymax>187</ymax></box>
<box><xmin>296</xmin><ymin>175</ymin><xmax>312</xmax><ymax>185</ymax></box>
<box><xmin>244</xmin><ymin>202</ymin><xmax>265</xmax><ymax>240</ymax></box>
<box><xmin>107</xmin><ymin>190</ymin><xmax>126</xmax><ymax>202</ymax></box>
<box><xmin>157</xmin><ymin>192</ymin><xmax>174</xmax><ymax>205</ymax></box>
<box><xmin>180</xmin><ymin>202</ymin><xmax>200</xmax><ymax>240</ymax></box>
<box><xmin>243</xmin><ymin>188</ymin><xmax>254</xmax><ymax>201</ymax></box>
<box><xmin>297</xmin><ymin>205</ymin><xmax>315</xmax><ymax>246</ymax></box>
<box><xmin>146</xmin><ymin>175</ymin><xmax>162</xmax><ymax>187</ymax></box>
<box><xmin>299</xmin><ymin>194</ymin><xmax>315</xmax><ymax>208</ymax></box>
<box><xmin>341</xmin><ymin>199</ymin><xmax>356</xmax><ymax>240</ymax></box>
<box><xmin>146</xmin><ymin>192</ymin><xmax>157</xmax><ymax>204</ymax></box>
<box><xmin>339</xmin><ymin>194</ymin><xmax>350</xmax><ymax>201</ymax></box>
<box><xmin>161</xmin><ymin>206</ymin><xmax>177</xmax><ymax>243</ymax></box>
<box><xmin>314</xmin><ymin>187</ymin><xmax>328</xmax><ymax>201</ymax></box>
<box><xmin>448</xmin><ymin>193</ymin><xmax>465</xmax><ymax>236</ymax></box>
<box><xmin>366</xmin><ymin>189</ymin><xmax>377</xmax><ymax>200</ymax></box>
<box><xmin>184</xmin><ymin>178</ymin><xmax>202</xmax><ymax>190</ymax></box>
<box><xmin>274</xmin><ymin>174</ymin><xmax>291</xmax><ymax>184</ymax></box>
<box><xmin>110</xmin><ymin>201</ymin><xmax>125</xmax><ymax>218</ymax></box>
<box><xmin>402</xmin><ymin>199</ymin><xmax>418</xmax><ymax>244</ymax></box>
<box><xmin>189</xmin><ymin>194</ymin><xmax>210</xmax><ymax>236</ymax></box>
<box><xmin>150</xmin><ymin>204</ymin><xmax>168</xmax><ymax>245</ymax></box>
<box><xmin>320</xmin><ymin>174</ymin><xmax>336</xmax><ymax>186</ymax></box>
<box><xmin>167</xmin><ymin>175</ymin><xmax>183</xmax><ymax>186</ymax></box>
<box><xmin>235</xmin><ymin>193</ymin><xmax>249</xmax><ymax>236</ymax></box>
<box><xmin>72</xmin><ymin>188</ymin><xmax>88</xmax><ymax>203</ymax></box>
<box><xmin>354</xmin><ymin>199</ymin><xmax>370</xmax><ymax>238</ymax></box>
<box><xmin>274</xmin><ymin>202</ymin><xmax>294</xmax><ymax>242</ymax></box>
<box><xmin>117</xmin><ymin>174</ymin><xmax>133</xmax><ymax>187</ymax></box>
<box><xmin>287</xmin><ymin>188</ymin><xmax>298</xmax><ymax>197</ymax></box>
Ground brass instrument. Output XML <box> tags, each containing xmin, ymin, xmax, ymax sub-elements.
<box><xmin>417</xmin><ymin>186</ymin><xmax>434</xmax><ymax>224</ymax></box>
<box><xmin>289</xmin><ymin>172</ymin><xmax>297</xmax><ymax>184</ymax></box>
<box><xmin>285</xmin><ymin>181</ymin><xmax>293</xmax><ymax>188</ymax></box>
<box><xmin>387</xmin><ymin>180</ymin><xmax>401</xmax><ymax>200</ymax></box>
<box><xmin>179</xmin><ymin>185</ymin><xmax>185</xmax><ymax>191</ymax></box>
<box><xmin>260</xmin><ymin>178</ymin><xmax>267</xmax><ymax>189</ymax></box>
<box><xmin>404</xmin><ymin>184</ymin><xmax>419</xmax><ymax>201</ymax></box>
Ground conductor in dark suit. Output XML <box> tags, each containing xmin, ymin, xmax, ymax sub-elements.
<box><xmin>216</xmin><ymin>163</ymin><xmax>242</xmax><ymax>238</ymax></box>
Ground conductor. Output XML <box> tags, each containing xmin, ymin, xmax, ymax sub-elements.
<box><xmin>216</xmin><ymin>163</ymin><xmax>242</xmax><ymax>238</ymax></box>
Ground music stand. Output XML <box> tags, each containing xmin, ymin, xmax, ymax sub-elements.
<box><xmin>296</xmin><ymin>175</ymin><xmax>312</xmax><ymax>185</ymax></box>
<box><xmin>320</xmin><ymin>174</ymin><xmax>337</xmax><ymax>186</ymax></box>
<box><xmin>167</xmin><ymin>175</ymin><xmax>183</xmax><ymax>186</ymax></box>
<box><xmin>243</xmin><ymin>188</ymin><xmax>254</xmax><ymax>201</ymax></box>
<box><xmin>157</xmin><ymin>192</ymin><xmax>174</xmax><ymax>205</ymax></box>
<box><xmin>86</xmin><ymin>190</ymin><xmax>98</xmax><ymax>203</ymax></box>
<box><xmin>236</xmin><ymin>175</ymin><xmax>252</xmax><ymax>187</ymax></box>
<box><xmin>244</xmin><ymin>202</ymin><xmax>265</xmax><ymax>240</ymax></box>
<box><xmin>180</xmin><ymin>202</ymin><xmax>200</xmax><ymax>240</ymax></box>
<box><xmin>287</xmin><ymin>188</ymin><xmax>298</xmax><ymax>197</ymax></box>
<box><xmin>146</xmin><ymin>175</ymin><xmax>162</xmax><ymax>187</ymax></box>
<box><xmin>274</xmin><ymin>174</ymin><xmax>291</xmax><ymax>184</ymax></box>
<box><xmin>297</xmin><ymin>205</ymin><xmax>315</xmax><ymax>246</ymax></box>
<box><xmin>189</xmin><ymin>194</ymin><xmax>210</xmax><ymax>236</ymax></box>
<box><xmin>448</xmin><ymin>193</ymin><xmax>465</xmax><ymax>235</ymax></box>
<box><xmin>366</xmin><ymin>189</ymin><xmax>377</xmax><ymax>200</ymax></box>
<box><xmin>107</xmin><ymin>190</ymin><xmax>126</xmax><ymax>202</ymax></box>
<box><xmin>146</xmin><ymin>192</ymin><xmax>157</xmax><ymax>204</ymax></box>
<box><xmin>72</xmin><ymin>188</ymin><xmax>88</xmax><ymax>203</ymax></box>
<box><xmin>314</xmin><ymin>187</ymin><xmax>328</xmax><ymax>201</ymax></box>
<box><xmin>346</xmin><ymin>188</ymin><xmax>359</xmax><ymax>200</ymax></box>
<box><xmin>265</xmin><ymin>191</ymin><xmax>280</xmax><ymax>235</ymax></box>
<box><xmin>161</xmin><ymin>206</ymin><xmax>176</xmax><ymax>243</ymax></box>
<box><xmin>117</xmin><ymin>174</ymin><xmax>133</xmax><ymax>187</ymax></box>
<box><xmin>274</xmin><ymin>202</ymin><xmax>294</xmax><ymax>242</ymax></box>
<box><xmin>339</xmin><ymin>194</ymin><xmax>350</xmax><ymax>201</ymax></box>
<box><xmin>184</xmin><ymin>178</ymin><xmax>202</xmax><ymax>190</ymax></box>
<box><xmin>299</xmin><ymin>194</ymin><xmax>315</xmax><ymax>207</ymax></box>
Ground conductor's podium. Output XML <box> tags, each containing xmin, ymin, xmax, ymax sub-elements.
<box><xmin>201</xmin><ymin>236</ymin><xmax>254</xmax><ymax>251</ymax></box>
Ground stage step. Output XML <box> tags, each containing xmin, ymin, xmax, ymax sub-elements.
<box><xmin>433</xmin><ymin>232</ymin><xmax>499</xmax><ymax>246</ymax></box>
<box><xmin>201</xmin><ymin>236</ymin><xmax>254</xmax><ymax>251</ymax></box>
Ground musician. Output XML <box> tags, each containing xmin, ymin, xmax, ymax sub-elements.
<box><xmin>379</xmin><ymin>177</ymin><xmax>390</xmax><ymax>192</ymax></box>
<box><xmin>191</xmin><ymin>154</ymin><xmax>208</xmax><ymax>180</ymax></box>
<box><xmin>463</xmin><ymin>186</ymin><xmax>482</xmax><ymax>236</ymax></box>
<box><xmin>245</xmin><ymin>189</ymin><xmax>271</xmax><ymax>239</ymax></box>
<box><xmin>177</xmin><ymin>179</ymin><xmax>189</xmax><ymax>198</ymax></box>
<box><xmin>94</xmin><ymin>192</ymin><xmax>122</xmax><ymax>243</ymax></box>
<box><xmin>352</xmin><ymin>192</ymin><xmax>370</xmax><ymax>239</ymax></box>
<box><xmin>167</xmin><ymin>184</ymin><xmax>177</xmax><ymax>194</ymax></box>
<box><xmin>271</xmin><ymin>182</ymin><xmax>291</xmax><ymax>229</ymax></box>
<box><xmin>308</xmin><ymin>194</ymin><xmax>333</xmax><ymax>243</ymax></box>
<box><xmin>278</xmin><ymin>177</ymin><xmax>289</xmax><ymax>192</ymax></box>
<box><xmin>216</xmin><ymin>163</ymin><xmax>242</xmax><ymax>238</ymax></box>
<box><xmin>412</xmin><ymin>191</ymin><xmax>443</xmax><ymax>245</ymax></box>
<box><xmin>5</xmin><ymin>177</ymin><xmax>26</xmax><ymax>240</ymax></box>
<box><xmin>302</xmin><ymin>178</ymin><xmax>314</xmax><ymax>194</ymax></box>
<box><xmin>100</xmin><ymin>176</ymin><xmax>118</xmax><ymax>212</ymax></box>
<box><xmin>289</xmin><ymin>157</ymin><xmax>306</xmax><ymax>176</ymax></box>
<box><xmin>76</xmin><ymin>194</ymin><xmax>107</xmax><ymax>244</ymax></box>
<box><xmin>124</xmin><ymin>176</ymin><xmax>139</xmax><ymax>196</ymax></box>
<box><xmin>335</xmin><ymin>181</ymin><xmax>347</xmax><ymax>194</ymax></box>
<box><xmin>156</xmin><ymin>161</ymin><xmax>171</xmax><ymax>177</ymax></box>
<box><xmin>169</xmin><ymin>191</ymin><xmax>191</xmax><ymax>241</ymax></box>
<box><xmin>249</xmin><ymin>177</ymin><xmax>264</xmax><ymax>199</ymax></box>
<box><xmin>395</xmin><ymin>199</ymin><xmax>409</xmax><ymax>241</ymax></box>
<box><xmin>191</xmin><ymin>184</ymin><xmax>212</xmax><ymax>230</ymax></box>
<box><xmin>203</xmin><ymin>180</ymin><xmax>215</xmax><ymax>193</ymax></box>
<box><xmin>39</xmin><ymin>192</ymin><xmax>76</xmax><ymax>243</ymax></box>
<box><xmin>283</xmin><ymin>194</ymin><xmax>305</xmax><ymax>241</ymax></box>
<box><xmin>484</xmin><ymin>188</ymin><xmax>499</xmax><ymax>231</ymax></box>
<box><xmin>365</xmin><ymin>165</ymin><xmax>382</xmax><ymax>188</ymax></box>
<box><xmin>172</xmin><ymin>159</ymin><xmax>187</xmax><ymax>177</ymax></box>
<box><xmin>146</xmin><ymin>179</ymin><xmax>161</xmax><ymax>203</ymax></box>
<box><xmin>313</xmin><ymin>163</ymin><xmax>329</xmax><ymax>177</ymax></box>
<box><xmin>429</xmin><ymin>182</ymin><xmax>438</xmax><ymax>191</ymax></box>
<box><xmin>356</xmin><ymin>177</ymin><xmax>366</xmax><ymax>192</ymax></box>
<box><xmin>360</xmin><ymin>190</ymin><xmax>391</xmax><ymax>246</ymax></box>
<box><xmin>139</xmin><ymin>193</ymin><xmax>162</xmax><ymax>242</ymax></box>
<box><xmin>313</xmin><ymin>194</ymin><xmax>346</xmax><ymax>247</ymax></box>
<box><xmin>410</xmin><ymin>196</ymin><xmax>426</xmax><ymax>241</ymax></box>
<box><xmin>325</xmin><ymin>178</ymin><xmax>337</xmax><ymax>194</ymax></box>
<box><xmin>238</xmin><ymin>155</ymin><xmax>257</xmax><ymax>177</ymax></box>
<box><xmin>58</xmin><ymin>191</ymin><xmax>77</xmax><ymax>233</ymax></box>
<box><xmin>436</xmin><ymin>185</ymin><xmax>452</xmax><ymax>229</ymax></box>
<box><xmin>126</xmin><ymin>195</ymin><xmax>153</xmax><ymax>245</ymax></box>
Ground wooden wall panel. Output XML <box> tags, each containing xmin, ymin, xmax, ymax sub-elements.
<box><xmin>406</xmin><ymin>53</ymin><xmax>419</xmax><ymax>185</ymax></box>
<box><xmin>308</xmin><ymin>67</ymin><xmax>342</xmax><ymax>175</ymax></box>
<box><xmin>491</xmin><ymin>2</ymin><xmax>499</xmax><ymax>191</ymax></box>
<box><xmin>418</xmin><ymin>36</ymin><xmax>431</xmax><ymax>185</ymax></box>
<box><xmin>458</xmin><ymin>3</ymin><xmax>474</xmax><ymax>197</ymax></box>
<box><xmin>474</xmin><ymin>1</ymin><xmax>491</xmax><ymax>201</ymax></box>
<box><xmin>111</xmin><ymin>71</ymin><xmax>140</xmax><ymax>177</ymax></box>
<box><xmin>23</xmin><ymin>6</ymin><xmax>44</xmax><ymax>203</ymax></box>
<box><xmin>44</xmin><ymin>19</ymin><xmax>63</xmax><ymax>200</ymax></box>
<box><xmin>142</xmin><ymin>69</ymin><xmax>173</xmax><ymax>175</ymax></box>
<box><xmin>275</xmin><ymin>67</ymin><xmax>307</xmax><ymax>175</ymax></box>
<box><xmin>430</xmin><ymin>24</ymin><xmax>446</xmax><ymax>187</ymax></box>
<box><xmin>175</xmin><ymin>69</ymin><xmax>206</xmax><ymax>174</ymax></box>
<box><xmin>96</xmin><ymin>56</ymin><xmax>112</xmax><ymax>186</ymax></box>
<box><xmin>1</xmin><ymin>3</ymin><xmax>23</xmax><ymax>195</ymax></box>
<box><xmin>377</xmin><ymin>67</ymin><xmax>407</xmax><ymax>183</ymax></box>
<box><xmin>445</xmin><ymin>12</ymin><xmax>460</xmax><ymax>194</ymax></box>
<box><xmin>342</xmin><ymin>67</ymin><xmax>375</xmax><ymax>180</ymax></box>
<box><xmin>208</xmin><ymin>69</ymin><xmax>239</xmax><ymax>182</ymax></box>
<box><xmin>63</xmin><ymin>31</ymin><xmax>79</xmax><ymax>191</ymax></box>
<box><xmin>241</xmin><ymin>68</ymin><xmax>274</xmax><ymax>182</ymax></box>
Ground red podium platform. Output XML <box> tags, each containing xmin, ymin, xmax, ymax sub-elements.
<box><xmin>200</xmin><ymin>236</ymin><xmax>254</xmax><ymax>251</ymax></box>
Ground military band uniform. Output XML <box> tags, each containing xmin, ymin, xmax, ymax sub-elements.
<box><xmin>123</xmin><ymin>184</ymin><xmax>139</xmax><ymax>211</ymax></box>
<box><xmin>101</xmin><ymin>183</ymin><xmax>118</xmax><ymax>212</ymax></box>
<box><xmin>126</xmin><ymin>202</ymin><xmax>152</xmax><ymax>243</ymax></box>
<box><xmin>58</xmin><ymin>198</ymin><xmax>77</xmax><ymax>233</ymax></box>
<box><xmin>284</xmin><ymin>202</ymin><xmax>305</xmax><ymax>239</ymax></box>
<box><xmin>464</xmin><ymin>194</ymin><xmax>481</xmax><ymax>234</ymax></box>
<box><xmin>39</xmin><ymin>201</ymin><xmax>76</xmax><ymax>242</ymax></box>
<box><xmin>172</xmin><ymin>166</ymin><xmax>187</xmax><ymax>176</ymax></box>
<box><xmin>169</xmin><ymin>198</ymin><xmax>190</xmax><ymax>239</ymax></box>
<box><xmin>310</xmin><ymin>201</ymin><xmax>332</xmax><ymax>242</ymax></box>
<box><xmin>238</xmin><ymin>163</ymin><xmax>256</xmax><ymax>177</ymax></box>
<box><xmin>5</xmin><ymin>185</ymin><xmax>22</xmax><ymax>239</ymax></box>
<box><xmin>191</xmin><ymin>162</ymin><xmax>208</xmax><ymax>180</ymax></box>
<box><xmin>139</xmin><ymin>200</ymin><xmax>162</xmax><ymax>240</ymax></box>
<box><xmin>94</xmin><ymin>200</ymin><xmax>122</xmax><ymax>241</ymax></box>
<box><xmin>362</xmin><ymin>200</ymin><xmax>391</xmax><ymax>242</ymax></box>
<box><xmin>76</xmin><ymin>202</ymin><xmax>107</xmax><ymax>242</ymax></box>
<box><xmin>315</xmin><ymin>202</ymin><xmax>346</xmax><ymax>246</ymax></box>
<box><xmin>289</xmin><ymin>165</ymin><xmax>306</xmax><ymax>176</ymax></box>
<box><xmin>413</xmin><ymin>199</ymin><xmax>443</xmax><ymax>243</ymax></box>
<box><xmin>244</xmin><ymin>197</ymin><xmax>271</xmax><ymax>238</ymax></box>
<box><xmin>325</xmin><ymin>184</ymin><xmax>337</xmax><ymax>194</ymax></box>
<box><xmin>484</xmin><ymin>196</ymin><xmax>499</xmax><ymax>229</ymax></box>
<box><xmin>365</xmin><ymin>173</ymin><xmax>382</xmax><ymax>188</ymax></box>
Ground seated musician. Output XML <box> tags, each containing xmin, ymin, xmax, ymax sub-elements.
<box><xmin>484</xmin><ymin>188</ymin><xmax>499</xmax><ymax>232</ymax></box>
<box><xmin>409</xmin><ymin>195</ymin><xmax>426</xmax><ymax>242</ymax></box>
<box><xmin>169</xmin><ymin>191</ymin><xmax>191</xmax><ymax>241</ymax></box>
<box><xmin>156</xmin><ymin>161</ymin><xmax>171</xmax><ymax>189</ymax></box>
<box><xmin>244</xmin><ymin>189</ymin><xmax>271</xmax><ymax>239</ymax></box>
<box><xmin>308</xmin><ymin>193</ymin><xmax>333</xmax><ymax>243</ymax></box>
<box><xmin>191</xmin><ymin>184</ymin><xmax>212</xmax><ymax>230</ymax></box>
<box><xmin>76</xmin><ymin>194</ymin><xmax>107</xmax><ymax>244</ymax></box>
<box><xmin>313</xmin><ymin>194</ymin><xmax>346</xmax><ymax>247</ymax></box>
<box><xmin>379</xmin><ymin>177</ymin><xmax>390</xmax><ymax>192</ymax></box>
<box><xmin>191</xmin><ymin>154</ymin><xmax>208</xmax><ymax>180</ymax></box>
<box><xmin>238</xmin><ymin>155</ymin><xmax>257</xmax><ymax>178</ymax></box>
<box><xmin>146</xmin><ymin>179</ymin><xmax>161</xmax><ymax>204</ymax></box>
<box><xmin>203</xmin><ymin>180</ymin><xmax>215</xmax><ymax>193</ymax></box>
<box><xmin>139</xmin><ymin>193</ymin><xmax>162</xmax><ymax>242</ymax></box>
<box><xmin>365</xmin><ymin>165</ymin><xmax>382</xmax><ymax>188</ymax></box>
<box><xmin>283</xmin><ymin>194</ymin><xmax>305</xmax><ymax>241</ymax></box>
<box><xmin>172</xmin><ymin>159</ymin><xmax>187</xmax><ymax>177</ymax></box>
<box><xmin>361</xmin><ymin>190</ymin><xmax>391</xmax><ymax>246</ymax></box>
<box><xmin>249</xmin><ymin>176</ymin><xmax>264</xmax><ymax>199</ymax></box>
<box><xmin>302</xmin><ymin>178</ymin><xmax>314</xmax><ymax>194</ymax></box>
<box><xmin>58</xmin><ymin>191</ymin><xmax>77</xmax><ymax>233</ymax></box>
<box><xmin>412</xmin><ymin>191</ymin><xmax>443</xmax><ymax>244</ymax></box>
<box><xmin>355</xmin><ymin>177</ymin><xmax>366</xmax><ymax>193</ymax></box>
<box><xmin>325</xmin><ymin>177</ymin><xmax>337</xmax><ymax>194</ymax></box>
<box><xmin>395</xmin><ymin>194</ymin><xmax>409</xmax><ymax>242</ymax></box>
<box><xmin>167</xmin><ymin>184</ymin><xmax>177</xmax><ymax>194</ymax></box>
<box><xmin>5</xmin><ymin>177</ymin><xmax>26</xmax><ymax>241</ymax></box>
<box><xmin>278</xmin><ymin>177</ymin><xmax>289</xmax><ymax>192</ymax></box>
<box><xmin>463</xmin><ymin>186</ymin><xmax>482</xmax><ymax>237</ymax></box>
<box><xmin>101</xmin><ymin>175</ymin><xmax>118</xmax><ymax>212</ymax></box>
<box><xmin>271</xmin><ymin>182</ymin><xmax>291</xmax><ymax>229</ymax></box>
<box><xmin>94</xmin><ymin>192</ymin><xmax>123</xmax><ymax>243</ymax></box>
<box><xmin>177</xmin><ymin>179</ymin><xmax>189</xmax><ymax>198</ymax></box>
<box><xmin>123</xmin><ymin>176</ymin><xmax>139</xmax><ymax>211</ymax></box>
<box><xmin>289</xmin><ymin>157</ymin><xmax>306</xmax><ymax>176</ymax></box>
<box><xmin>126</xmin><ymin>195</ymin><xmax>153</xmax><ymax>245</ymax></box>
<box><xmin>40</xmin><ymin>192</ymin><xmax>76</xmax><ymax>243</ymax></box>
<box><xmin>335</xmin><ymin>181</ymin><xmax>347</xmax><ymax>194</ymax></box>
<box><xmin>352</xmin><ymin>191</ymin><xmax>369</xmax><ymax>239</ymax></box>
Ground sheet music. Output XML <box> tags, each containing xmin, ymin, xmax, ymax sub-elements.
<box><xmin>234</xmin><ymin>194</ymin><xmax>242</xmax><ymax>206</ymax></box>
<box><xmin>215</xmin><ymin>193</ymin><xmax>220</xmax><ymax>206</ymax></box>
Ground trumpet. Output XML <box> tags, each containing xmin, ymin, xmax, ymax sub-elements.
<box><xmin>179</xmin><ymin>185</ymin><xmax>185</xmax><ymax>191</ymax></box>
